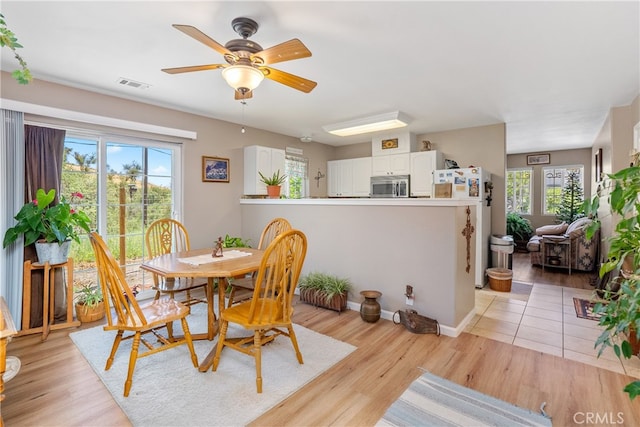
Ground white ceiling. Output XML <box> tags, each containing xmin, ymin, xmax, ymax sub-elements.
<box><xmin>1</xmin><ymin>1</ymin><xmax>638</xmax><ymax>153</ymax></box>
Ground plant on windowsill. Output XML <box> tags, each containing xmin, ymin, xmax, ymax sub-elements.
<box><xmin>74</xmin><ymin>283</ymin><xmax>105</xmax><ymax>323</ymax></box>
<box><xmin>584</xmin><ymin>165</ymin><xmax>640</xmax><ymax>400</ymax></box>
<box><xmin>259</xmin><ymin>170</ymin><xmax>287</xmax><ymax>199</ymax></box>
<box><xmin>2</xmin><ymin>188</ymin><xmax>92</xmax><ymax>264</ymax></box>
<box><xmin>298</xmin><ymin>272</ymin><xmax>352</xmax><ymax>313</ymax></box>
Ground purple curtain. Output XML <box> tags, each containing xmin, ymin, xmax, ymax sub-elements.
<box><xmin>23</xmin><ymin>125</ymin><xmax>66</xmax><ymax>327</ymax></box>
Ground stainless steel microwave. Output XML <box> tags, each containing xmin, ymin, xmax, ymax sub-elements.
<box><xmin>370</xmin><ymin>175</ymin><xmax>410</xmax><ymax>198</ymax></box>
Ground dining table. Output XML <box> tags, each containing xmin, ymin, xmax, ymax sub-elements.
<box><xmin>140</xmin><ymin>246</ymin><xmax>264</xmax><ymax>371</ymax></box>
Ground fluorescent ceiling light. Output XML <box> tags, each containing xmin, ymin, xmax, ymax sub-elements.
<box><xmin>322</xmin><ymin>111</ymin><xmax>410</xmax><ymax>137</ymax></box>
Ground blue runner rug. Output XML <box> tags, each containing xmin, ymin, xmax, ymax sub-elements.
<box><xmin>377</xmin><ymin>371</ymin><xmax>552</xmax><ymax>426</ymax></box>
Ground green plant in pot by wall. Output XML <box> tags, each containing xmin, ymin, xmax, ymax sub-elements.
<box><xmin>74</xmin><ymin>282</ymin><xmax>105</xmax><ymax>323</ymax></box>
<box><xmin>584</xmin><ymin>165</ymin><xmax>640</xmax><ymax>400</ymax></box>
<box><xmin>3</xmin><ymin>188</ymin><xmax>92</xmax><ymax>248</ymax></box>
<box><xmin>506</xmin><ymin>212</ymin><xmax>533</xmax><ymax>243</ymax></box>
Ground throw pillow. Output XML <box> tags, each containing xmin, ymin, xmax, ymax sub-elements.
<box><xmin>566</xmin><ymin>217</ymin><xmax>592</xmax><ymax>238</ymax></box>
<box><xmin>536</xmin><ymin>222</ymin><xmax>568</xmax><ymax>236</ymax></box>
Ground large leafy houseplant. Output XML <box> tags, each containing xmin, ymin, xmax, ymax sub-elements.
<box><xmin>506</xmin><ymin>212</ymin><xmax>533</xmax><ymax>242</ymax></box>
<box><xmin>584</xmin><ymin>165</ymin><xmax>640</xmax><ymax>400</ymax></box>
<box><xmin>3</xmin><ymin>188</ymin><xmax>91</xmax><ymax>248</ymax></box>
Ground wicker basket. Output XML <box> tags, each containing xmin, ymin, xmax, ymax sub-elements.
<box><xmin>486</xmin><ymin>267</ymin><xmax>513</xmax><ymax>292</ymax></box>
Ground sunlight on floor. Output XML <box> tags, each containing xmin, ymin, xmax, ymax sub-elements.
<box><xmin>466</xmin><ymin>282</ymin><xmax>640</xmax><ymax>379</ymax></box>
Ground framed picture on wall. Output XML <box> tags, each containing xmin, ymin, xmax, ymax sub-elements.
<box><xmin>526</xmin><ymin>153</ymin><xmax>550</xmax><ymax>165</ymax></box>
<box><xmin>595</xmin><ymin>148</ymin><xmax>603</xmax><ymax>182</ymax></box>
<box><xmin>202</xmin><ymin>156</ymin><xmax>230</xmax><ymax>182</ymax></box>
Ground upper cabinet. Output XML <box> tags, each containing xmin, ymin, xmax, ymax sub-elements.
<box><xmin>328</xmin><ymin>157</ymin><xmax>372</xmax><ymax>197</ymax></box>
<box><xmin>371</xmin><ymin>153</ymin><xmax>411</xmax><ymax>176</ymax></box>
<box><xmin>244</xmin><ymin>145</ymin><xmax>285</xmax><ymax>196</ymax></box>
<box><xmin>410</xmin><ymin>151</ymin><xmax>444</xmax><ymax>197</ymax></box>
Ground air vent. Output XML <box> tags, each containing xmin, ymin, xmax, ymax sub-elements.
<box><xmin>116</xmin><ymin>77</ymin><xmax>150</xmax><ymax>90</ymax></box>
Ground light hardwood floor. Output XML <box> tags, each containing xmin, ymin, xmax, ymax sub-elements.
<box><xmin>4</xmin><ymin>261</ymin><xmax>640</xmax><ymax>426</ymax></box>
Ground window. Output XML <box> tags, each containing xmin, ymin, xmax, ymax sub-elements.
<box><xmin>542</xmin><ymin>165</ymin><xmax>584</xmax><ymax>215</ymax></box>
<box><xmin>284</xmin><ymin>155</ymin><xmax>309</xmax><ymax>199</ymax></box>
<box><xmin>62</xmin><ymin>132</ymin><xmax>181</xmax><ymax>298</ymax></box>
<box><xmin>506</xmin><ymin>168</ymin><xmax>532</xmax><ymax>214</ymax></box>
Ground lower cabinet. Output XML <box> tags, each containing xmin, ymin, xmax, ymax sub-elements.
<box><xmin>328</xmin><ymin>157</ymin><xmax>371</xmax><ymax>197</ymax></box>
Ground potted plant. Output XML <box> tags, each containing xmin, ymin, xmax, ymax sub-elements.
<box><xmin>74</xmin><ymin>283</ymin><xmax>105</xmax><ymax>323</ymax></box>
<box><xmin>298</xmin><ymin>272</ymin><xmax>352</xmax><ymax>313</ymax></box>
<box><xmin>584</xmin><ymin>165</ymin><xmax>640</xmax><ymax>400</ymax></box>
<box><xmin>2</xmin><ymin>188</ymin><xmax>91</xmax><ymax>264</ymax></box>
<box><xmin>506</xmin><ymin>212</ymin><xmax>533</xmax><ymax>251</ymax></box>
<box><xmin>222</xmin><ymin>234</ymin><xmax>251</xmax><ymax>248</ymax></box>
<box><xmin>259</xmin><ymin>170</ymin><xmax>287</xmax><ymax>199</ymax></box>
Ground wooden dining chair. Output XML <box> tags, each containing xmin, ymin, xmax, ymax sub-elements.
<box><xmin>227</xmin><ymin>217</ymin><xmax>292</xmax><ymax>306</ymax></box>
<box><xmin>89</xmin><ymin>232</ymin><xmax>199</xmax><ymax>397</ymax></box>
<box><xmin>145</xmin><ymin>218</ymin><xmax>208</xmax><ymax>306</ymax></box>
<box><xmin>212</xmin><ymin>229</ymin><xmax>307</xmax><ymax>393</ymax></box>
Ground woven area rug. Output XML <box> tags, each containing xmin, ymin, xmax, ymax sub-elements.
<box><xmin>573</xmin><ymin>297</ymin><xmax>604</xmax><ymax>321</ymax></box>
<box><xmin>377</xmin><ymin>371</ymin><xmax>552</xmax><ymax>427</ymax></box>
<box><xmin>70</xmin><ymin>303</ymin><xmax>355</xmax><ymax>427</ymax></box>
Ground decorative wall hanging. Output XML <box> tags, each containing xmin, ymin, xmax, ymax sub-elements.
<box><xmin>202</xmin><ymin>156</ymin><xmax>230</xmax><ymax>182</ymax></box>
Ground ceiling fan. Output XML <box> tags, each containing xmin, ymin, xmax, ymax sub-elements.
<box><xmin>162</xmin><ymin>17</ymin><xmax>317</xmax><ymax>100</ymax></box>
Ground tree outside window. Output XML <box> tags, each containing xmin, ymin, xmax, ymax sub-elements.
<box><xmin>284</xmin><ymin>155</ymin><xmax>308</xmax><ymax>199</ymax></box>
<box><xmin>542</xmin><ymin>166</ymin><xmax>584</xmax><ymax>216</ymax></box>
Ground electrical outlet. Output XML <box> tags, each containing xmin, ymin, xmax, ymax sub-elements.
<box><xmin>406</xmin><ymin>295</ymin><xmax>414</xmax><ymax>306</ymax></box>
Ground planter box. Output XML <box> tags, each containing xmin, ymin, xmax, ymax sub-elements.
<box><xmin>299</xmin><ymin>289</ymin><xmax>348</xmax><ymax>313</ymax></box>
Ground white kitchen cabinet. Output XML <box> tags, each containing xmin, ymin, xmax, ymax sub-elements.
<box><xmin>371</xmin><ymin>153</ymin><xmax>410</xmax><ymax>176</ymax></box>
<box><xmin>328</xmin><ymin>157</ymin><xmax>371</xmax><ymax>197</ymax></box>
<box><xmin>244</xmin><ymin>145</ymin><xmax>285</xmax><ymax>195</ymax></box>
<box><xmin>410</xmin><ymin>151</ymin><xmax>444</xmax><ymax>197</ymax></box>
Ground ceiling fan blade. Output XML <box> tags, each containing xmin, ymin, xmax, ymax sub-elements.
<box><xmin>172</xmin><ymin>24</ymin><xmax>232</xmax><ymax>57</ymax></box>
<box><xmin>252</xmin><ymin>38</ymin><xmax>311</xmax><ymax>65</ymax></box>
<box><xmin>260</xmin><ymin>66</ymin><xmax>317</xmax><ymax>93</ymax></box>
<box><xmin>235</xmin><ymin>90</ymin><xmax>253</xmax><ymax>100</ymax></box>
<box><xmin>161</xmin><ymin>64</ymin><xmax>225</xmax><ymax>74</ymax></box>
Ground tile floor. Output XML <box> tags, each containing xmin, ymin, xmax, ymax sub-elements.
<box><xmin>466</xmin><ymin>281</ymin><xmax>640</xmax><ymax>379</ymax></box>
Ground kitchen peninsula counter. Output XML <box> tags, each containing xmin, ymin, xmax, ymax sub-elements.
<box><xmin>240</xmin><ymin>197</ymin><xmax>482</xmax><ymax>336</ymax></box>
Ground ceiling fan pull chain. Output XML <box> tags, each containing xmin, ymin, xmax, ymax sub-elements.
<box><xmin>241</xmin><ymin>100</ymin><xmax>247</xmax><ymax>134</ymax></box>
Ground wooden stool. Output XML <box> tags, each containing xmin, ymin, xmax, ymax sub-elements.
<box><xmin>18</xmin><ymin>258</ymin><xmax>80</xmax><ymax>341</ymax></box>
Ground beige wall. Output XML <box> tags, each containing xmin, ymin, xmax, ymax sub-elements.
<box><xmin>0</xmin><ymin>72</ymin><xmax>335</xmax><ymax>249</ymax></box>
<box><xmin>589</xmin><ymin>94</ymin><xmax>640</xmax><ymax>258</ymax></box>
<box><xmin>507</xmin><ymin>148</ymin><xmax>592</xmax><ymax>230</ymax></box>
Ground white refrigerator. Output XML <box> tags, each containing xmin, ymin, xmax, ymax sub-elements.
<box><xmin>433</xmin><ymin>167</ymin><xmax>493</xmax><ymax>288</ymax></box>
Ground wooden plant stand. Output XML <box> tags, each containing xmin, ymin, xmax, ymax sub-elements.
<box><xmin>18</xmin><ymin>258</ymin><xmax>80</xmax><ymax>341</ymax></box>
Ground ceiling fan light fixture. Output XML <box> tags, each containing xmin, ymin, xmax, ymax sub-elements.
<box><xmin>221</xmin><ymin>65</ymin><xmax>264</xmax><ymax>92</ymax></box>
<box><xmin>323</xmin><ymin>111</ymin><xmax>410</xmax><ymax>137</ymax></box>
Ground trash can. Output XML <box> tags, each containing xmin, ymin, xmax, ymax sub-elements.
<box><xmin>490</xmin><ymin>234</ymin><xmax>514</xmax><ymax>269</ymax></box>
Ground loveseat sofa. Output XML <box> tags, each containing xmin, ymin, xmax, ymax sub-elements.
<box><xmin>526</xmin><ymin>217</ymin><xmax>599</xmax><ymax>272</ymax></box>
